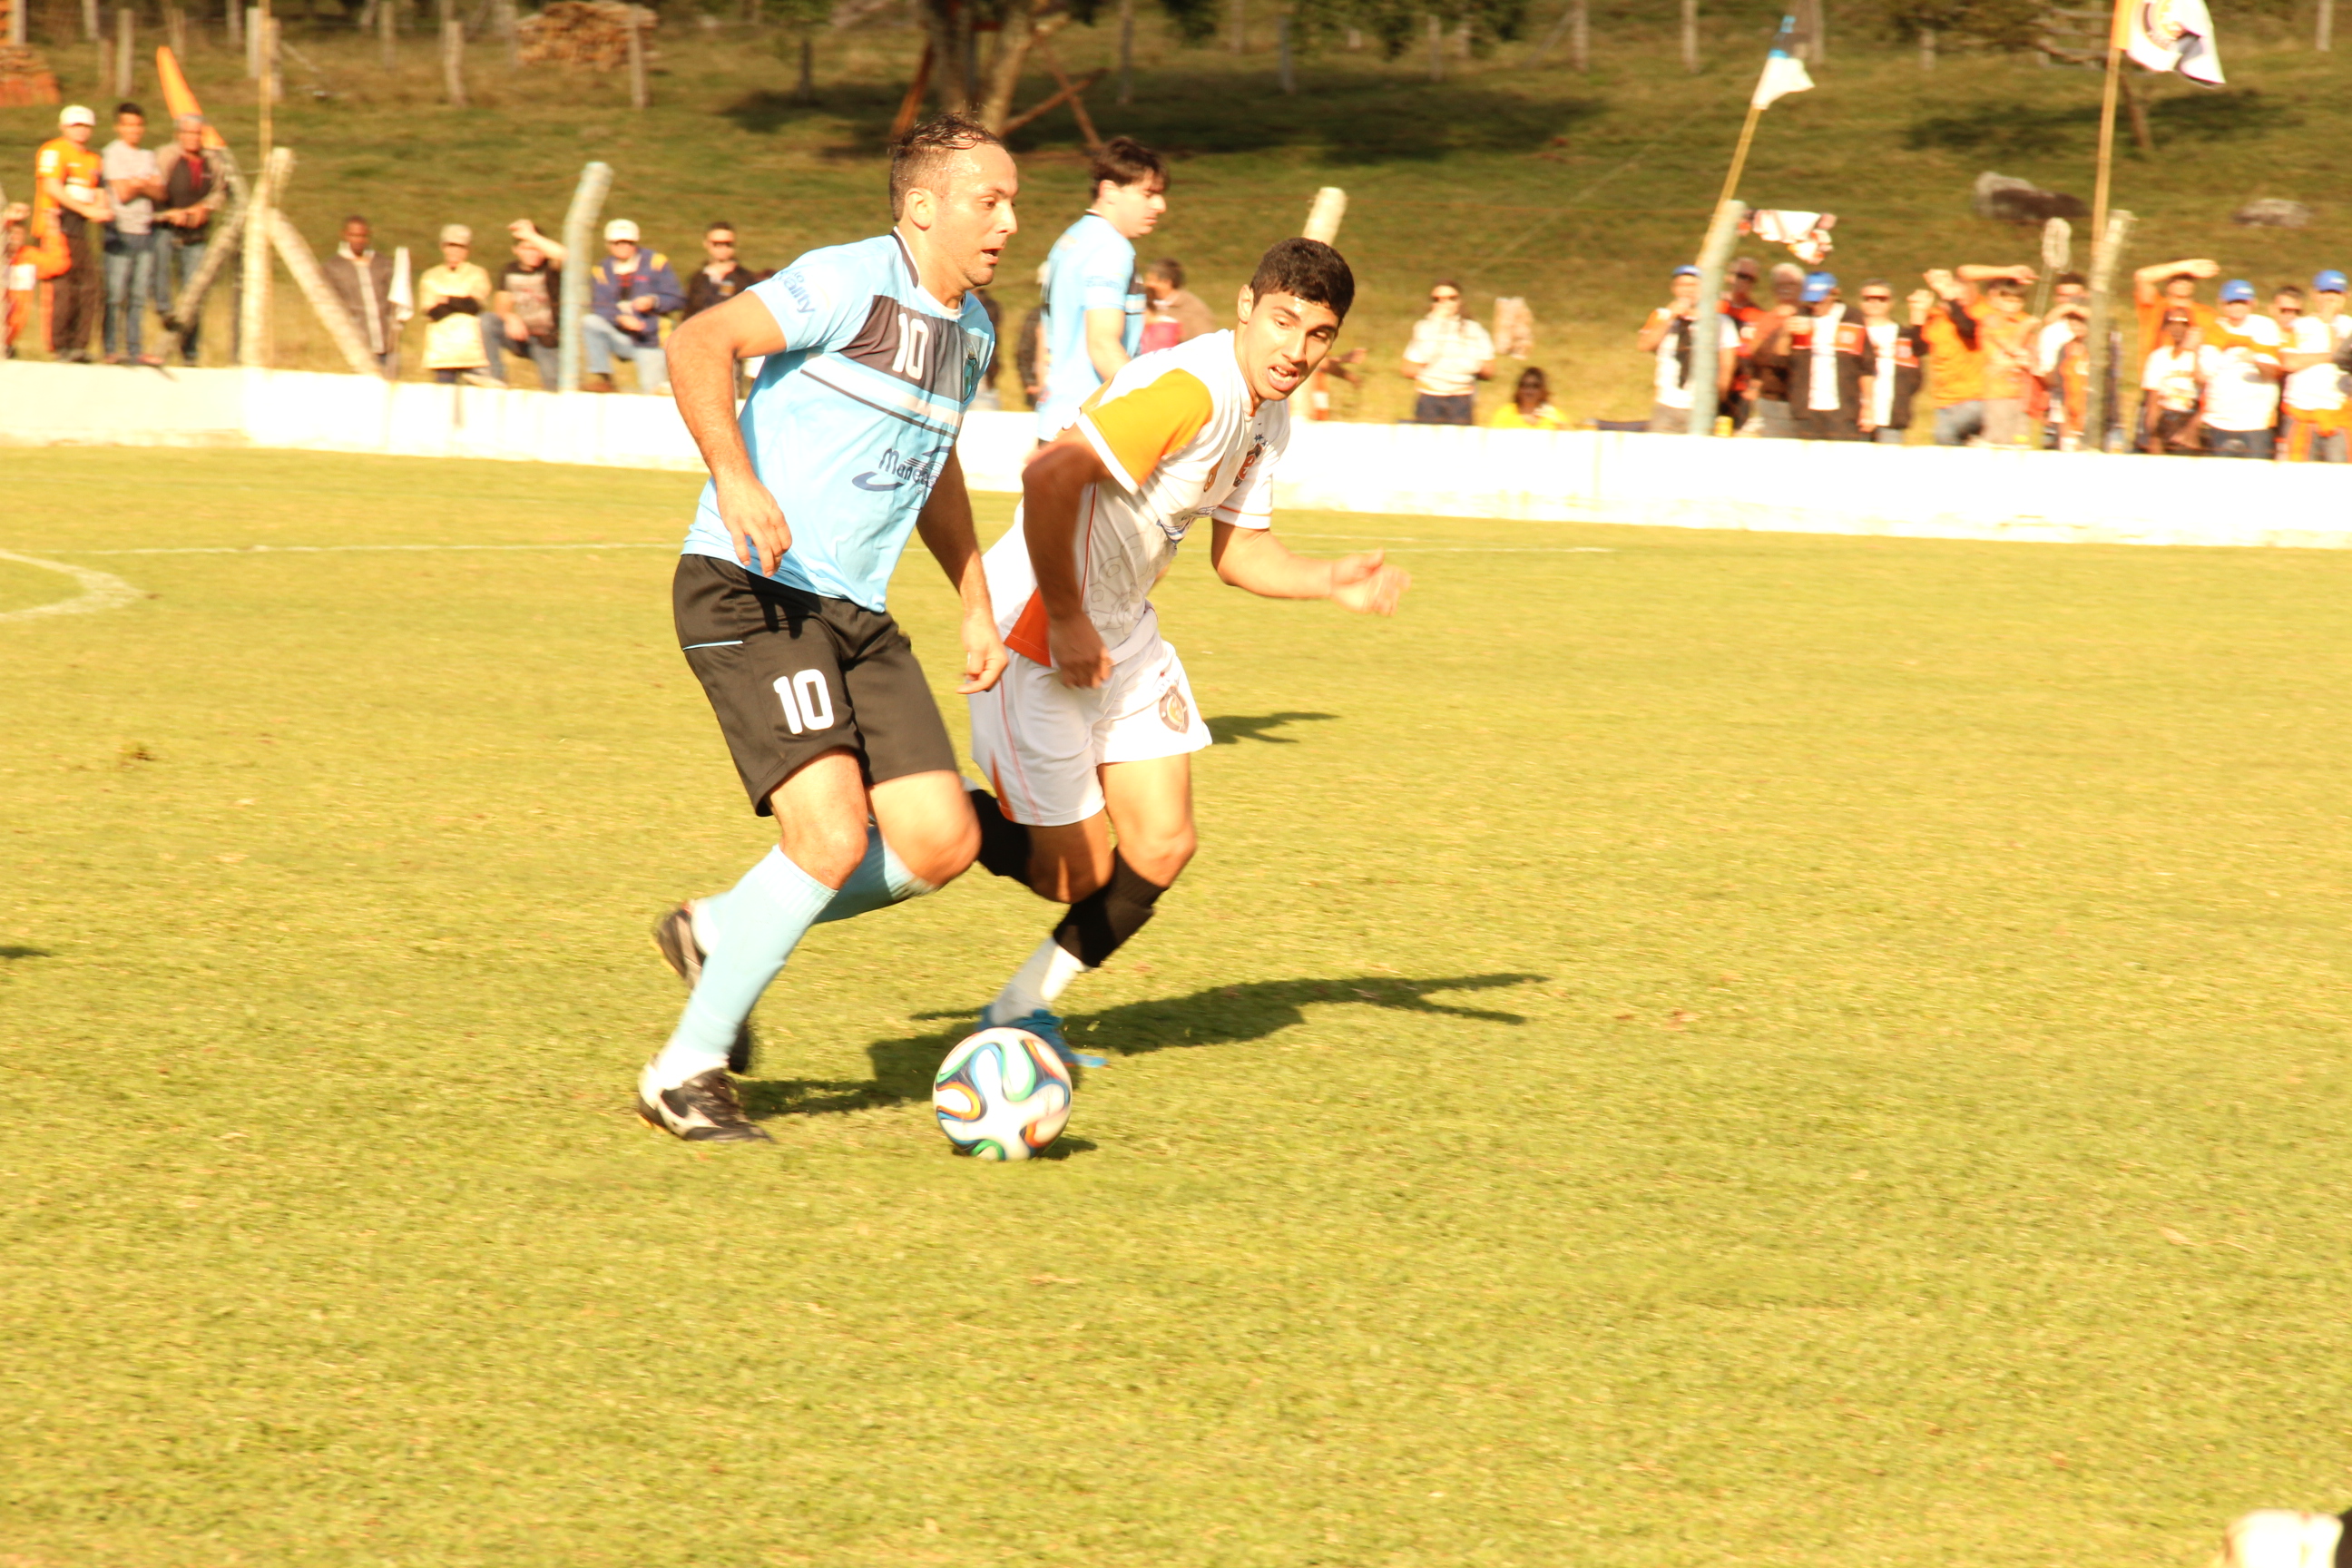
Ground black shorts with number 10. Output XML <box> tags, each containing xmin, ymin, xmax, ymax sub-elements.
<box><xmin>673</xmin><ymin>554</ymin><xmax>957</xmax><ymax>816</ymax></box>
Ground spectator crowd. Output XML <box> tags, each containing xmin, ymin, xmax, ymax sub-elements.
<box><xmin>13</xmin><ymin>97</ymin><xmax>2348</xmax><ymax>458</ymax></box>
<box><xmin>1631</xmin><ymin>248</ymin><xmax>2352</xmax><ymax>459</ymax></box>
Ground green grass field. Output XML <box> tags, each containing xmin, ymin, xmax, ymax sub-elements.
<box><xmin>5</xmin><ymin>447</ymin><xmax>2352</xmax><ymax>1565</ymax></box>
<box><xmin>8</xmin><ymin>2</ymin><xmax>2352</xmax><ymax>421</ymax></box>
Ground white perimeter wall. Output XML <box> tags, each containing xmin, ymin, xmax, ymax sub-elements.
<box><xmin>5</xmin><ymin>360</ymin><xmax>2347</xmax><ymax>550</ymax></box>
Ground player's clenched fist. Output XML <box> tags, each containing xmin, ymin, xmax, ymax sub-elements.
<box><xmin>1328</xmin><ymin>549</ymin><xmax>1410</xmax><ymax>616</ymax></box>
<box><xmin>717</xmin><ymin>475</ymin><xmax>793</xmax><ymax>576</ymax></box>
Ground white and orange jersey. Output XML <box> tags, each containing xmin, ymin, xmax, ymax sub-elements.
<box><xmin>990</xmin><ymin>328</ymin><xmax>1285</xmax><ymax>666</ymax></box>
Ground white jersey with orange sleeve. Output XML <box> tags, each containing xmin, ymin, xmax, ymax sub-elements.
<box><xmin>986</xmin><ymin>328</ymin><xmax>1286</xmax><ymax>669</ymax></box>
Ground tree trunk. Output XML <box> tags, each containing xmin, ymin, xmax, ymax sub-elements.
<box><xmin>977</xmin><ymin>0</ymin><xmax>1059</xmax><ymax>132</ymax></box>
<box><xmin>920</xmin><ymin>0</ymin><xmax>959</xmax><ymax>109</ymax></box>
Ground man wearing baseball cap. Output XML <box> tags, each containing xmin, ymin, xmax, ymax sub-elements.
<box><xmin>1787</xmin><ymin>271</ymin><xmax>1868</xmax><ymax>440</ymax></box>
<box><xmin>2198</xmin><ymin>279</ymin><xmax>2285</xmax><ymax>458</ymax></box>
<box><xmin>32</xmin><ymin>104</ymin><xmax>111</xmax><ymax>361</ymax></box>
<box><xmin>2279</xmin><ymin>269</ymin><xmax>2352</xmax><ymax>462</ymax></box>
<box><xmin>585</xmin><ymin>217</ymin><xmax>683</xmax><ymax>393</ymax></box>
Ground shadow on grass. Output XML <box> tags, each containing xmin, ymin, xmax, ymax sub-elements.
<box><xmin>1206</xmin><ymin>710</ymin><xmax>1335</xmax><ymax>745</ymax></box>
<box><xmin>1906</xmin><ymin>88</ymin><xmax>2294</xmax><ymax>158</ymax></box>
<box><xmin>720</xmin><ymin>72</ymin><xmax>1602</xmax><ymax>165</ymax></box>
<box><xmin>738</xmin><ymin>970</ymin><xmax>1542</xmax><ymax>1122</ymax></box>
<box><xmin>0</xmin><ymin>946</ymin><xmax>51</xmax><ymax>962</ymax></box>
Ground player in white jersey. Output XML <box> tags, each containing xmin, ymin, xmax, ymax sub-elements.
<box><xmin>960</xmin><ymin>238</ymin><xmax>1410</xmax><ymax>1063</ymax></box>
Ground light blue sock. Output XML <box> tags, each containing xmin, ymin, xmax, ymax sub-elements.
<box><xmin>650</xmin><ymin>848</ymin><xmax>838</xmax><ymax>1087</ymax></box>
<box><xmin>694</xmin><ymin>826</ymin><xmax>935</xmax><ymax>947</ymax></box>
<box><xmin>814</xmin><ymin>826</ymin><xmax>938</xmax><ymax>924</ymax></box>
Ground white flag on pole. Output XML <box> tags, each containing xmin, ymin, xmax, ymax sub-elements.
<box><xmin>2125</xmin><ymin>0</ymin><xmax>2224</xmax><ymax>84</ymax></box>
<box><xmin>1750</xmin><ymin>14</ymin><xmax>1815</xmax><ymax>108</ymax></box>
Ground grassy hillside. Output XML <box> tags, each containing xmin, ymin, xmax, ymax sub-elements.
<box><xmin>5</xmin><ymin>2</ymin><xmax>2348</xmax><ymax>423</ymax></box>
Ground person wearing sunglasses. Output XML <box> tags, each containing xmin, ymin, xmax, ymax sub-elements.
<box><xmin>1399</xmin><ymin>279</ymin><xmax>1494</xmax><ymax>425</ymax></box>
<box><xmin>684</xmin><ymin>221</ymin><xmax>768</xmax><ymax>319</ymax></box>
<box><xmin>1853</xmin><ymin>280</ymin><xmax>1927</xmax><ymax>445</ymax></box>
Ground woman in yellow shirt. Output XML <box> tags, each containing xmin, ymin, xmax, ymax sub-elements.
<box><xmin>1486</xmin><ymin>367</ymin><xmax>1566</xmax><ymax>429</ymax></box>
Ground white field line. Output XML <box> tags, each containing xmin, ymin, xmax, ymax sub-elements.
<box><xmin>0</xmin><ymin>549</ymin><xmax>144</xmax><ymax>625</ymax></box>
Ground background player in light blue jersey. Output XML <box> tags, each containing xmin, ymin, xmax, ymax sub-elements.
<box><xmin>1034</xmin><ymin>136</ymin><xmax>1168</xmax><ymax>441</ymax></box>
<box><xmin>634</xmin><ymin>114</ymin><xmax>1018</xmax><ymax>1143</ymax></box>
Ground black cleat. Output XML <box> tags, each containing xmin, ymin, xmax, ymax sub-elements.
<box><xmin>651</xmin><ymin>903</ymin><xmax>756</xmax><ymax>1074</ymax></box>
<box><xmin>635</xmin><ymin>1064</ymin><xmax>773</xmax><ymax>1143</ymax></box>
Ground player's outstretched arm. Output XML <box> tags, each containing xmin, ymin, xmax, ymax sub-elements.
<box><xmin>1022</xmin><ymin>431</ymin><xmax>1117</xmax><ymax>691</ymax></box>
<box><xmin>916</xmin><ymin>449</ymin><xmax>1009</xmax><ymax>695</ymax></box>
<box><xmin>669</xmin><ymin>290</ymin><xmax>792</xmax><ymax>574</ymax></box>
<box><xmin>1209</xmin><ymin>522</ymin><xmax>1410</xmax><ymax>615</ymax></box>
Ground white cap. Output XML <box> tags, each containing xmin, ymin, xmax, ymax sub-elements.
<box><xmin>603</xmin><ymin>218</ymin><xmax>640</xmax><ymax>242</ymax></box>
<box><xmin>439</xmin><ymin>223</ymin><xmax>472</xmax><ymax>246</ymax></box>
<box><xmin>60</xmin><ymin>104</ymin><xmax>96</xmax><ymax>127</ymax></box>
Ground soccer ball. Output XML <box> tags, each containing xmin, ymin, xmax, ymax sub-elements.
<box><xmin>933</xmin><ymin>1027</ymin><xmax>1073</xmax><ymax>1161</ymax></box>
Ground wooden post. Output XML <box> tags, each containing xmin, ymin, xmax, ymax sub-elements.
<box><xmin>2320</xmin><ymin>0</ymin><xmax>2334</xmax><ymax>50</ymax></box>
<box><xmin>2088</xmin><ymin>0</ymin><xmax>2128</xmax><ymax>251</ymax></box>
<box><xmin>626</xmin><ymin>12</ymin><xmax>645</xmax><ymax>108</ymax></box>
<box><xmin>1918</xmin><ymin>24</ymin><xmax>1934</xmax><ymax>67</ymax></box>
<box><xmin>166</xmin><ymin>6</ymin><xmax>188</xmax><ymax>57</ymax></box>
<box><xmin>555</xmin><ymin>160</ymin><xmax>612</xmax><ymax>391</ymax></box>
<box><xmin>1716</xmin><ymin>95</ymin><xmax>1762</xmax><ymax>210</ymax></box>
<box><xmin>238</xmin><ymin>145</ymin><xmax>289</xmax><ymax>369</ymax></box>
<box><xmin>1685</xmin><ymin>198</ymin><xmax>1746</xmax><ymax>436</ymax></box>
<box><xmin>380</xmin><ymin>0</ymin><xmax>396</xmax><ymax>66</ymax></box>
<box><xmin>1424</xmin><ymin>11</ymin><xmax>1440</xmax><ymax>79</ymax></box>
<box><xmin>1229</xmin><ymin>0</ymin><xmax>1241</xmax><ymax>53</ymax></box>
<box><xmin>8</xmin><ymin>0</ymin><xmax>25</xmax><ymax>46</ymax></box>
<box><xmin>224</xmin><ymin>0</ymin><xmax>241</xmax><ymax>50</ymax></box>
<box><xmin>1301</xmin><ymin>186</ymin><xmax>1344</xmax><ymax>242</ymax></box>
<box><xmin>1571</xmin><ymin>0</ymin><xmax>1586</xmax><ymax>70</ymax></box>
<box><xmin>497</xmin><ymin>0</ymin><xmax>516</xmax><ymax>64</ymax></box>
<box><xmin>1680</xmin><ymin>0</ymin><xmax>1697</xmax><ymax>72</ymax></box>
<box><xmin>2081</xmin><ymin>208</ymin><xmax>2132</xmax><ymax>452</ymax></box>
<box><xmin>81</xmin><ymin>0</ymin><xmax>97</xmax><ymax>40</ymax></box>
<box><xmin>441</xmin><ymin>15</ymin><xmax>466</xmax><ymax>103</ymax></box>
<box><xmin>264</xmin><ymin>14</ymin><xmax>280</xmax><ymax>103</ymax></box>
<box><xmin>166</xmin><ymin>197</ymin><xmax>246</xmax><ymax>360</ymax></box>
<box><xmin>1116</xmin><ymin>0</ymin><xmax>1132</xmax><ymax>103</ymax></box>
<box><xmin>271</xmin><ymin>210</ymin><xmax>387</xmax><ymax>377</ymax></box>
<box><xmin>113</xmin><ymin>5</ymin><xmax>132</xmax><ymax>93</ymax></box>
<box><xmin>94</xmin><ymin>34</ymin><xmax>107</xmax><ymax>90</ymax></box>
<box><xmin>1277</xmin><ymin>12</ymin><xmax>1291</xmax><ymax>91</ymax></box>
<box><xmin>245</xmin><ymin>5</ymin><xmax>260</xmax><ymax>72</ymax></box>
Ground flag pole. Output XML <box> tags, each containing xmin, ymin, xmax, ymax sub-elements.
<box><xmin>2089</xmin><ymin>0</ymin><xmax>2131</xmax><ymax>246</ymax></box>
<box><xmin>1717</xmin><ymin>100</ymin><xmax>1765</xmax><ymax>211</ymax></box>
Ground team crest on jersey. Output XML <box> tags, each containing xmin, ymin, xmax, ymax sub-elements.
<box><xmin>1158</xmin><ymin>681</ymin><xmax>1191</xmax><ymax>733</ymax></box>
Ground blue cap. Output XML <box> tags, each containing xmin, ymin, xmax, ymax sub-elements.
<box><xmin>2220</xmin><ymin>279</ymin><xmax>2256</xmax><ymax>303</ymax></box>
<box><xmin>1800</xmin><ymin>271</ymin><xmax>1838</xmax><ymax>303</ymax></box>
<box><xmin>2317</xmin><ymin>269</ymin><xmax>2347</xmax><ymax>294</ymax></box>
<box><xmin>1671</xmin><ymin>264</ymin><xmax>1700</xmax><ymax>278</ymax></box>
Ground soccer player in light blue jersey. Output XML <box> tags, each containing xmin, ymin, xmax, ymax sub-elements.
<box><xmin>634</xmin><ymin>114</ymin><xmax>1018</xmax><ymax>1143</ymax></box>
<box><xmin>1034</xmin><ymin>136</ymin><xmax>1168</xmax><ymax>442</ymax></box>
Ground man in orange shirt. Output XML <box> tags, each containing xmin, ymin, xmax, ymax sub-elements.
<box><xmin>2133</xmin><ymin>257</ymin><xmax>2219</xmax><ymax>358</ymax></box>
<box><xmin>32</xmin><ymin>104</ymin><xmax>110</xmax><ymax>362</ymax></box>
<box><xmin>1919</xmin><ymin>263</ymin><xmax>2035</xmax><ymax>446</ymax></box>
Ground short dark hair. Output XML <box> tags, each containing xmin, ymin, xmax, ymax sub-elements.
<box><xmin>2276</xmin><ymin>283</ymin><xmax>2307</xmax><ymax>301</ymax></box>
<box><xmin>114</xmin><ymin>101</ymin><xmax>144</xmax><ymax>119</ymax></box>
<box><xmin>1431</xmin><ymin>277</ymin><xmax>1461</xmax><ymax>293</ymax></box>
<box><xmin>705</xmin><ymin>220</ymin><xmax>736</xmax><ymax>235</ymax></box>
<box><xmin>1985</xmin><ymin>279</ymin><xmax>2023</xmax><ymax>299</ymax></box>
<box><xmin>1144</xmin><ymin>257</ymin><xmax>1185</xmax><ymax>289</ymax></box>
<box><xmin>1089</xmin><ymin>136</ymin><xmax>1167</xmax><ymax>199</ymax></box>
<box><xmin>2055</xmin><ymin>270</ymin><xmax>2087</xmax><ymax>289</ymax></box>
<box><xmin>1516</xmin><ymin>366</ymin><xmax>1549</xmax><ymax>396</ymax></box>
<box><xmin>888</xmin><ymin>113</ymin><xmax>1004</xmax><ymax>220</ymax></box>
<box><xmin>1248</xmin><ymin>237</ymin><xmax>1354</xmax><ymax>321</ymax></box>
<box><xmin>342</xmin><ymin>214</ymin><xmax>370</xmax><ymax>229</ymax></box>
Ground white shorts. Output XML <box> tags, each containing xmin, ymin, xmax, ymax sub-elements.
<box><xmin>968</xmin><ymin>630</ymin><xmax>1211</xmax><ymax>827</ymax></box>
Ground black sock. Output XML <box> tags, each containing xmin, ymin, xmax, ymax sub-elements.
<box><xmin>967</xmin><ymin>788</ymin><xmax>1034</xmax><ymax>882</ymax></box>
<box><xmin>1052</xmin><ymin>853</ymin><xmax>1168</xmax><ymax>969</ymax></box>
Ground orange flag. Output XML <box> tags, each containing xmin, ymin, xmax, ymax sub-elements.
<box><xmin>155</xmin><ymin>45</ymin><xmax>230</xmax><ymax>149</ymax></box>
